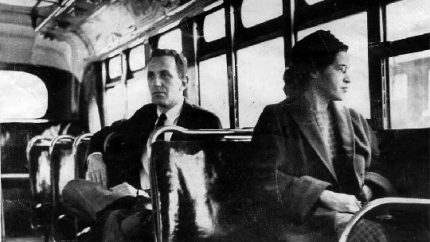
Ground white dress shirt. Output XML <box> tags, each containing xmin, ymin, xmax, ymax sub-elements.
<box><xmin>140</xmin><ymin>98</ymin><xmax>184</xmax><ymax>189</ymax></box>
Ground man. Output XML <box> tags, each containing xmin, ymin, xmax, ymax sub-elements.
<box><xmin>62</xmin><ymin>49</ymin><xmax>221</xmax><ymax>240</ymax></box>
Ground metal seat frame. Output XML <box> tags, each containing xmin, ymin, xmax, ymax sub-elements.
<box><xmin>146</xmin><ymin>125</ymin><xmax>253</xmax><ymax>242</ymax></box>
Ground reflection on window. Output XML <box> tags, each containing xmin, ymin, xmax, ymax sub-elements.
<box><xmin>199</xmin><ymin>55</ymin><xmax>229</xmax><ymax>127</ymax></box>
<box><xmin>108</xmin><ymin>55</ymin><xmax>122</xmax><ymax>79</ymax></box>
<box><xmin>0</xmin><ymin>71</ymin><xmax>48</xmax><ymax>119</ymax></box>
<box><xmin>387</xmin><ymin>0</ymin><xmax>430</xmax><ymax>41</ymax></box>
<box><xmin>204</xmin><ymin>10</ymin><xmax>226</xmax><ymax>42</ymax></box>
<box><xmin>126</xmin><ymin>71</ymin><xmax>151</xmax><ymax>118</ymax></box>
<box><xmin>237</xmin><ymin>38</ymin><xmax>285</xmax><ymax>127</ymax></box>
<box><xmin>389</xmin><ymin>50</ymin><xmax>430</xmax><ymax>129</ymax></box>
<box><xmin>241</xmin><ymin>0</ymin><xmax>283</xmax><ymax>28</ymax></box>
<box><xmin>305</xmin><ymin>0</ymin><xmax>324</xmax><ymax>4</ymax></box>
<box><xmin>158</xmin><ymin>29</ymin><xmax>182</xmax><ymax>53</ymax></box>
<box><xmin>298</xmin><ymin>13</ymin><xmax>370</xmax><ymax>118</ymax></box>
<box><xmin>129</xmin><ymin>44</ymin><xmax>146</xmax><ymax>71</ymax></box>
<box><xmin>105</xmin><ymin>84</ymin><xmax>126</xmax><ymax>125</ymax></box>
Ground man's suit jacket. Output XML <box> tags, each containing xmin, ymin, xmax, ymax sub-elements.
<box><xmin>251</xmin><ymin>99</ymin><xmax>394</xmax><ymax>232</ymax></box>
<box><xmin>88</xmin><ymin>100</ymin><xmax>221</xmax><ymax>188</ymax></box>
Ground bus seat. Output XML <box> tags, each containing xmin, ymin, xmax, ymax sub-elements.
<box><xmin>376</xmin><ymin>128</ymin><xmax>430</xmax><ymax>198</ymax></box>
<box><xmin>102</xmin><ymin>132</ymin><xmax>142</xmax><ymax>188</ymax></box>
<box><xmin>26</xmin><ymin>136</ymin><xmax>52</xmax><ymax>231</ymax></box>
<box><xmin>339</xmin><ymin>197</ymin><xmax>430</xmax><ymax>242</ymax></box>
<box><xmin>49</xmin><ymin>135</ymin><xmax>78</xmax><ymax>240</ymax></box>
<box><xmin>53</xmin><ymin>134</ymin><xmax>94</xmax><ymax>240</ymax></box>
<box><xmin>150</xmin><ymin>140</ymin><xmax>280</xmax><ymax>241</ymax></box>
<box><xmin>147</xmin><ymin>127</ymin><xmax>283</xmax><ymax>241</ymax></box>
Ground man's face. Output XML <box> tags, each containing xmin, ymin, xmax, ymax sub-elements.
<box><xmin>147</xmin><ymin>56</ymin><xmax>187</xmax><ymax>110</ymax></box>
<box><xmin>316</xmin><ymin>51</ymin><xmax>351</xmax><ymax>101</ymax></box>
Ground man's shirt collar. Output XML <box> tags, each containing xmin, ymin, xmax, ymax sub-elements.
<box><xmin>156</xmin><ymin>97</ymin><xmax>184</xmax><ymax>125</ymax></box>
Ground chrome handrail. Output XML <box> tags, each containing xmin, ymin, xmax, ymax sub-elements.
<box><xmin>72</xmin><ymin>133</ymin><xmax>93</xmax><ymax>178</ymax></box>
<box><xmin>72</xmin><ymin>133</ymin><xmax>93</xmax><ymax>153</ymax></box>
<box><xmin>146</xmin><ymin>126</ymin><xmax>253</xmax><ymax>242</ymax></box>
<box><xmin>48</xmin><ymin>135</ymin><xmax>75</xmax><ymax>157</ymax></box>
<box><xmin>339</xmin><ymin>197</ymin><xmax>430</xmax><ymax>242</ymax></box>
<box><xmin>26</xmin><ymin>136</ymin><xmax>52</xmax><ymax>162</ymax></box>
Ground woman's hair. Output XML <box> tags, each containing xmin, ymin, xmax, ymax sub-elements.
<box><xmin>284</xmin><ymin>30</ymin><xmax>348</xmax><ymax>99</ymax></box>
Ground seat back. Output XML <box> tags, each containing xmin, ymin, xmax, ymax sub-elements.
<box><xmin>73</xmin><ymin>133</ymin><xmax>93</xmax><ymax>179</ymax></box>
<box><xmin>103</xmin><ymin>132</ymin><xmax>142</xmax><ymax>188</ymax></box>
<box><xmin>340</xmin><ymin>197</ymin><xmax>430</xmax><ymax>242</ymax></box>
<box><xmin>151</xmin><ymin>140</ymin><xmax>277</xmax><ymax>241</ymax></box>
<box><xmin>49</xmin><ymin>135</ymin><xmax>75</xmax><ymax>213</ymax></box>
<box><xmin>26</xmin><ymin>136</ymin><xmax>53</xmax><ymax>228</ymax></box>
<box><xmin>376</xmin><ymin>128</ymin><xmax>430</xmax><ymax>198</ymax></box>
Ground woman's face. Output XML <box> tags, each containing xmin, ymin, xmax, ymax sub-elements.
<box><xmin>316</xmin><ymin>51</ymin><xmax>350</xmax><ymax>101</ymax></box>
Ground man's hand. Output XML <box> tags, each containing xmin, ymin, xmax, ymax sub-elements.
<box><xmin>86</xmin><ymin>153</ymin><xmax>107</xmax><ymax>187</ymax></box>
<box><xmin>319</xmin><ymin>190</ymin><xmax>362</xmax><ymax>213</ymax></box>
<box><xmin>110</xmin><ymin>182</ymin><xmax>138</xmax><ymax>197</ymax></box>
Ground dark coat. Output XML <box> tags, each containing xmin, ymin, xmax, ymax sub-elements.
<box><xmin>88</xmin><ymin>100</ymin><xmax>221</xmax><ymax>188</ymax></box>
<box><xmin>251</xmin><ymin>100</ymin><xmax>394</xmax><ymax>236</ymax></box>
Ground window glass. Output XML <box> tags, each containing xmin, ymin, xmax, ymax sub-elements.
<box><xmin>389</xmin><ymin>50</ymin><xmax>430</xmax><ymax>129</ymax></box>
<box><xmin>241</xmin><ymin>0</ymin><xmax>283</xmax><ymax>28</ymax></box>
<box><xmin>105</xmin><ymin>84</ymin><xmax>126</xmax><ymax>125</ymax></box>
<box><xmin>158</xmin><ymin>29</ymin><xmax>182</xmax><ymax>53</ymax></box>
<box><xmin>126</xmin><ymin>71</ymin><xmax>151</xmax><ymax>118</ymax></box>
<box><xmin>298</xmin><ymin>13</ymin><xmax>370</xmax><ymax>118</ymax></box>
<box><xmin>108</xmin><ymin>55</ymin><xmax>122</xmax><ymax>79</ymax></box>
<box><xmin>199</xmin><ymin>55</ymin><xmax>229</xmax><ymax>128</ymax></box>
<box><xmin>129</xmin><ymin>44</ymin><xmax>146</xmax><ymax>71</ymax></box>
<box><xmin>204</xmin><ymin>9</ymin><xmax>226</xmax><ymax>42</ymax></box>
<box><xmin>237</xmin><ymin>37</ymin><xmax>285</xmax><ymax>127</ymax></box>
<box><xmin>387</xmin><ymin>0</ymin><xmax>430</xmax><ymax>41</ymax></box>
<box><xmin>304</xmin><ymin>0</ymin><xmax>325</xmax><ymax>4</ymax></box>
<box><xmin>0</xmin><ymin>71</ymin><xmax>48</xmax><ymax>119</ymax></box>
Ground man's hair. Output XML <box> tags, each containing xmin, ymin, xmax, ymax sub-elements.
<box><xmin>284</xmin><ymin>30</ymin><xmax>348</xmax><ymax>99</ymax></box>
<box><xmin>148</xmin><ymin>49</ymin><xmax>188</xmax><ymax>79</ymax></box>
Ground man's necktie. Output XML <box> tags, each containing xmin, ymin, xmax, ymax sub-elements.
<box><xmin>154</xmin><ymin>113</ymin><xmax>167</xmax><ymax>140</ymax></box>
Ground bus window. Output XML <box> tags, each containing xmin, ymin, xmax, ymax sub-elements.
<box><xmin>0</xmin><ymin>71</ymin><xmax>48</xmax><ymax>119</ymax></box>
<box><xmin>389</xmin><ymin>50</ymin><xmax>430</xmax><ymax>129</ymax></box>
<box><xmin>199</xmin><ymin>54</ymin><xmax>229</xmax><ymax>128</ymax></box>
<box><xmin>241</xmin><ymin>0</ymin><xmax>283</xmax><ymax>28</ymax></box>
<box><xmin>126</xmin><ymin>72</ymin><xmax>151</xmax><ymax>118</ymax></box>
<box><xmin>203</xmin><ymin>9</ymin><xmax>225</xmax><ymax>42</ymax></box>
<box><xmin>298</xmin><ymin>13</ymin><xmax>370</xmax><ymax>118</ymax></box>
<box><xmin>237</xmin><ymin>37</ymin><xmax>285</xmax><ymax>127</ymax></box>
<box><xmin>105</xmin><ymin>83</ymin><xmax>126</xmax><ymax>125</ymax></box>
<box><xmin>129</xmin><ymin>44</ymin><xmax>146</xmax><ymax>71</ymax></box>
<box><xmin>108</xmin><ymin>55</ymin><xmax>122</xmax><ymax>79</ymax></box>
<box><xmin>158</xmin><ymin>28</ymin><xmax>182</xmax><ymax>53</ymax></box>
<box><xmin>386</xmin><ymin>0</ymin><xmax>430</xmax><ymax>41</ymax></box>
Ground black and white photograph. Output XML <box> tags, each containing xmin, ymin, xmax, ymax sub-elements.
<box><xmin>1</xmin><ymin>0</ymin><xmax>429</xmax><ymax>241</ymax></box>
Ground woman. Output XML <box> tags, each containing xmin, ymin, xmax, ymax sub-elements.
<box><xmin>252</xmin><ymin>30</ymin><xmax>394</xmax><ymax>241</ymax></box>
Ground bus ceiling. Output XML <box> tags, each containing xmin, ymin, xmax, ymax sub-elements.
<box><xmin>0</xmin><ymin>0</ymin><xmax>219</xmax><ymax>67</ymax></box>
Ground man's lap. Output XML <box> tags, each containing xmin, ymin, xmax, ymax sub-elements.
<box><xmin>62</xmin><ymin>179</ymin><xmax>127</xmax><ymax>221</ymax></box>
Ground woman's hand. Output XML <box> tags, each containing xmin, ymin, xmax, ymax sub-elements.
<box><xmin>319</xmin><ymin>190</ymin><xmax>362</xmax><ymax>213</ymax></box>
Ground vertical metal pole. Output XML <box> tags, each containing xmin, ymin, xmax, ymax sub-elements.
<box><xmin>367</xmin><ymin>0</ymin><xmax>388</xmax><ymax>129</ymax></box>
<box><xmin>224</xmin><ymin>0</ymin><xmax>239</xmax><ymax>128</ymax></box>
<box><xmin>283</xmin><ymin>0</ymin><xmax>294</xmax><ymax>68</ymax></box>
<box><xmin>0</xmin><ymin>124</ymin><xmax>5</xmax><ymax>241</ymax></box>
